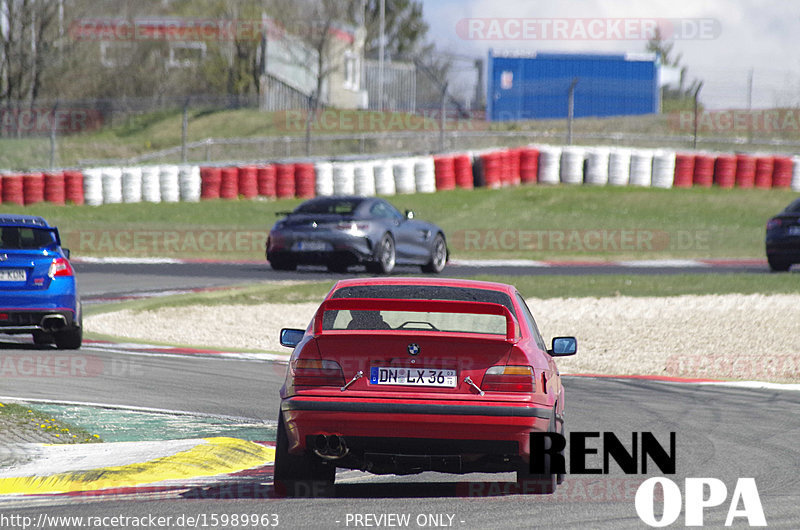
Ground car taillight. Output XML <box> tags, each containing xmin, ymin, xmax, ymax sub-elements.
<box><xmin>48</xmin><ymin>258</ymin><xmax>74</xmax><ymax>279</ymax></box>
<box><xmin>766</xmin><ymin>219</ymin><xmax>782</xmax><ymax>230</ymax></box>
<box><xmin>335</xmin><ymin>222</ymin><xmax>369</xmax><ymax>233</ymax></box>
<box><xmin>291</xmin><ymin>359</ymin><xmax>345</xmax><ymax>387</ymax></box>
<box><xmin>482</xmin><ymin>365</ymin><xmax>535</xmax><ymax>392</ymax></box>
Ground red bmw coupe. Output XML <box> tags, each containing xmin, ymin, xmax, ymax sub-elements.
<box><xmin>275</xmin><ymin>277</ymin><xmax>577</xmax><ymax>496</ymax></box>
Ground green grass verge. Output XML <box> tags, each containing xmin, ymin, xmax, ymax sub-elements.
<box><xmin>0</xmin><ymin>402</ymin><xmax>102</xmax><ymax>444</ymax></box>
<box><xmin>2</xmin><ymin>185</ymin><xmax>794</xmax><ymax>261</ymax></box>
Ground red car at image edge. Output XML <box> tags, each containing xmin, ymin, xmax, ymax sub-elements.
<box><xmin>275</xmin><ymin>277</ymin><xmax>577</xmax><ymax>496</ymax></box>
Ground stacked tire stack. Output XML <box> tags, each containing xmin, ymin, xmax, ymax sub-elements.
<box><xmin>735</xmin><ymin>154</ymin><xmax>756</xmax><ymax>189</ymax></box>
<box><xmin>772</xmin><ymin>156</ymin><xmax>793</xmax><ymax>189</ymax></box>
<box><xmin>519</xmin><ymin>147</ymin><xmax>539</xmax><ymax>184</ymax></box>
<box><xmin>333</xmin><ymin>162</ymin><xmax>356</xmax><ymax>195</ymax></box>
<box><xmin>313</xmin><ymin>162</ymin><xmax>333</xmax><ymax>197</ymax></box>
<box><xmin>200</xmin><ymin>167</ymin><xmax>222</xmax><ymax>199</ymax></box>
<box><xmin>754</xmin><ymin>156</ymin><xmax>774</xmax><ymax>189</ymax></box>
<box><xmin>122</xmin><ymin>167</ymin><xmax>143</xmax><ymax>203</ymax></box>
<box><xmin>237</xmin><ymin>166</ymin><xmax>259</xmax><ymax>199</ymax></box>
<box><xmin>453</xmin><ymin>154</ymin><xmax>474</xmax><ymax>189</ymax></box>
<box><xmin>219</xmin><ymin>167</ymin><xmax>239</xmax><ymax>199</ymax></box>
<box><xmin>23</xmin><ymin>173</ymin><xmax>45</xmax><ymax>205</ymax></box>
<box><xmin>478</xmin><ymin>152</ymin><xmax>502</xmax><ymax>188</ymax></box>
<box><xmin>393</xmin><ymin>159</ymin><xmax>415</xmax><ymax>194</ymax></box>
<box><xmin>414</xmin><ymin>156</ymin><xmax>437</xmax><ymax>193</ymax></box>
<box><xmin>651</xmin><ymin>151</ymin><xmax>676</xmax><ymax>189</ymax></box>
<box><xmin>353</xmin><ymin>162</ymin><xmax>375</xmax><ymax>196</ymax></box>
<box><xmin>3</xmin><ymin>174</ymin><xmax>24</xmax><ymax>205</ymax></box>
<box><xmin>584</xmin><ymin>148</ymin><xmax>609</xmax><ymax>186</ymax></box>
<box><xmin>275</xmin><ymin>164</ymin><xmax>296</xmax><ymax>199</ymax></box>
<box><xmin>141</xmin><ymin>166</ymin><xmax>161</xmax><ymax>202</ymax></box>
<box><xmin>178</xmin><ymin>165</ymin><xmax>201</xmax><ymax>202</ymax></box>
<box><xmin>537</xmin><ymin>146</ymin><xmax>562</xmax><ymax>185</ymax></box>
<box><xmin>44</xmin><ymin>172</ymin><xmax>66</xmax><ymax>205</ymax></box>
<box><xmin>433</xmin><ymin>155</ymin><xmax>456</xmax><ymax>191</ymax></box>
<box><xmin>373</xmin><ymin>159</ymin><xmax>396</xmax><ymax>196</ymax></box>
<box><xmin>159</xmin><ymin>165</ymin><xmax>180</xmax><ymax>203</ymax></box>
<box><xmin>673</xmin><ymin>154</ymin><xmax>695</xmax><ymax>188</ymax></box>
<box><xmin>64</xmin><ymin>170</ymin><xmax>84</xmax><ymax>205</ymax></box>
<box><xmin>693</xmin><ymin>154</ymin><xmax>715</xmax><ymax>188</ymax></box>
<box><xmin>258</xmin><ymin>165</ymin><xmax>277</xmax><ymax>198</ymax></box>
<box><xmin>629</xmin><ymin>149</ymin><xmax>653</xmax><ymax>187</ymax></box>
<box><xmin>82</xmin><ymin>168</ymin><xmax>103</xmax><ymax>206</ymax></box>
<box><xmin>608</xmin><ymin>148</ymin><xmax>631</xmax><ymax>186</ymax></box>
<box><xmin>713</xmin><ymin>154</ymin><xmax>737</xmax><ymax>189</ymax></box>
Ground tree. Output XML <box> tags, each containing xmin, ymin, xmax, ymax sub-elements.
<box><xmin>348</xmin><ymin>0</ymin><xmax>429</xmax><ymax>60</ymax></box>
<box><xmin>646</xmin><ymin>27</ymin><xmax>702</xmax><ymax>111</ymax></box>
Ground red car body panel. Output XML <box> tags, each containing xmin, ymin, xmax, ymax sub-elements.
<box><xmin>278</xmin><ymin>277</ymin><xmax>569</xmax><ymax>477</ymax></box>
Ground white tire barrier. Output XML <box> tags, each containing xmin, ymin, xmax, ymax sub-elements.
<box><xmin>393</xmin><ymin>158</ymin><xmax>416</xmax><ymax>194</ymax></box>
<box><xmin>121</xmin><ymin>166</ymin><xmax>142</xmax><ymax>203</ymax></box>
<box><xmin>792</xmin><ymin>156</ymin><xmax>800</xmax><ymax>192</ymax></box>
<box><xmin>314</xmin><ymin>162</ymin><xmax>334</xmax><ymax>196</ymax></box>
<box><xmin>537</xmin><ymin>146</ymin><xmax>561</xmax><ymax>185</ymax></box>
<box><xmin>83</xmin><ymin>167</ymin><xmax>103</xmax><ymax>206</ymax></box>
<box><xmin>585</xmin><ymin>147</ymin><xmax>610</xmax><ymax>186</ymax></box>
<box><xmin>414</xmin><ymin>156</ymin><xmax>436</xmax><ymax>193</ymax></box>
<box><xmin>560</xmin><ymin>147</ymin><xmax>585</xmax><ymax>185</ymax></box>
<box><xmin>651</xmin><ymin>151</ymin><xmax>676</xmax><ymax>189</ymax></box>
<box><xmin>178</xmin><ymin>165</ymin><xmax>201</xmax><ymax>202</ymax></box>
<box><xmin>354</xmin><ymin>161</ymin><xmax>376</xmax><ymax>196</ymax></box>
<box><xmin>159</xmin><ymin>165</ymin><xmax>180</xmax><ymax>203</ymax></box>
<box><xmin>332</xmin><ymin>162</ymin><xmax>355</xmax><ymax>195</ymax></box>
<box><xmin>629</xmin><ymin>149</ymin><xmax>654</xmax><ymax>187</ymax></box>
<box><xmin>373</xmin><ymin>159</ymin><xmax>396</xmax><ymax>196</ymax></box>
<box><xmin>101</xmin><ymin>167</ymin><xmax>123</xmax><ymax>204</ymax></box>
<box><xmin>141</xmin><ymin>165</ymin><xmax>161</xmax><ymax>203</ymax></box>
<box><xmin>608</xmin><ymin>148</ymin><xmax>631</xmax><ymax>186</ymax></box>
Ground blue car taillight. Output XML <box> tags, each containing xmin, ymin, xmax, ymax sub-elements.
<box><xmin>48</xmin><ymin>257</ymin><xmax>74</xmax><ymax>279</ymax></box>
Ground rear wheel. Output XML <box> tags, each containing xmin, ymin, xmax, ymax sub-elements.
<box><xmin>54</xmin><ymin>326</ymin><xmax>82</xmax><ymax>350</ymax></box>
<box><xmin>516</xmin><ymin>409</ymin><xmax>558</xmax><ymax>494</ymax></box>
<box><xmin>369</xmin><ymin>234</ymin><xmax>395</xmax><ymax>274</ymax></box>
<box><xmin>768</xmin><ymin>256</ymin><xmax>791</xmax><ymax>272</ymax></box>
<box><xmin>421</xmin><ymin>234</ymin><xmax>447</xmax><ymax>273</ymax></box>
<box><xmin>273</xmin><ymin>412</ymin><xmax>335</xmax><ymax>497</ymax></box>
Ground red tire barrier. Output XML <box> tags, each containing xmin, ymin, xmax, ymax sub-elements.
<box><xmin>294</xmin><ymin>163</ymin><xmax>316</xmax><ymax>198</ymax></box>
<box><xmin>44</xmin><ymin>172</ymin><xmax>66</xmax><ymax>205</ymax></box>
<box><xmin>275</xmin><ymin>164</ymin><xmax>296</xmax><ymax>198</ymax></box>
<box><xmin>200</xmin><ymin>167</ymin><xmax>222</xmax><ymax>199</ymax></box>
<box><xmin>509</xmin><ymin>148</ymin><xmax>522</xmax><ymax>185</ymax></box>
<box><xmin>237</xmin><ymin>165</ymin><xmax>258</xmax><ymax>199</ymax></box>
<box><xmin>219</xmin><ymin>167</ymin><xmax>239</xmax><ymax>199</ymax></box>
<box><xmin>433</xmin><ymin>156</ymin><xmax>456</xmax><ymax>191</ymax></box>
<box><xmin>22</xmin><ymin>173</ymin><xmax>45</xmax><ymax>205</ymax></box>
<box><xmin>257</xmin><ymin>165</ymin><xmax>276</xmax><ymax>198</ymax></box>
<box><xmin>64</xmin><ymin>170</ymin><xmax>84</xmax><ymax>205</ymax></box>
<box><xmin>673</xmin><ymin>154</ymin><xmax>695</xmax><ymax>188</ymax></box>
<box><xmin>734</xmin><ymin>154</ymin><xmax>755</xmax><ymax>189</ymax></box>
<box><xmin>2</xmin><ymin>175</ymin><xmax>24</xmax><ymax>205</ymax></box>
<box><xmin>693</xmin><ymin>155</ymin><xmax>714</xmax><ymax>188</ymax></box>
<box><xmin>754</xmin><ymin>157</ymin><xmax>774</xmax><ymax>189</ymax></box>
<box><xmin>479</xmin><ymin>152</ymin><xmax>502</xmax><ymax>188</ymax></box>
<box><xmin>772</xmin><ymin>156</ymin><xmax>793</xmax><ymax>189</ymax></box>
<box><xmin>0</xmin><ymin>175</ymin><xmax>3</xmax><ymax>205</ymax></box>
<box><xmin>713</xmin><ymin>155</ymin><xmax>736</xmax><ymax>189</ymax></box>
<box><xmin>499</xmin><ymin>150</ymin><xmax>514</xmax><ymax>186</ymax></box>
<box><xmin>453</xmin><ymin>155</ymin><xmax>474</xmax><ymax>189</ymax></box>
<box><xmin>519</xmin><ymin>148</ymin><xmax>539</xmax><ymax>184</ymax></box>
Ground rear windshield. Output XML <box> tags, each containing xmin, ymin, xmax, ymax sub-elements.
<box><xmin>323</xmin><ymin>309</ymin><xmax>507</xmax><ymax>335</ymax></box>
<box><xmin>0</xmin><ymin>227</ymin><xmax>57</xmax><ymax>250</ymax></box>
<box><xmin>295</xmin><ymin>199</ymin><xmax>363</xmax><ymax>215</ymax></box>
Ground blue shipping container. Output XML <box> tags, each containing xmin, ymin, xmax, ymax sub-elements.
<box><xmin>488</xmin><ymin>51</ymin><xmax>660</xmax><ymax>121</ymax></box>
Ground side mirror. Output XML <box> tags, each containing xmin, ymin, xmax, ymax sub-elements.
<box><xmin>280</xmin><ymin>328</ymin><xmax>305</xmax><ymax>348</ymax></box>
<box><xmin>549</xmin><ymin>336</ymin><xmax>577</xmax><ymax>356</ymax></box>
<box><xmin>405</xmin><ymin>209</ymin><xmax>415</xmax><ymax>220</ymax></box>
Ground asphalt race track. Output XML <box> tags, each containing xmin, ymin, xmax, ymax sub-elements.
<box><xmin>1</xmin><ymin>261</ymin><xmax>798</xmax><ymax>529</ymax></box>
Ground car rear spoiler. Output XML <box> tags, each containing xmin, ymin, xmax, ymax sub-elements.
<box><xmin>312</xmin><ymin>298</ymin><xmax>517</xmax><ymax>341</ymax></box>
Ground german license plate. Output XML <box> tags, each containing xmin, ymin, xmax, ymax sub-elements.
<box><xmin>788</xmin><ymin>225</ymin><xmax>800</xmax><ymax>236</ymax></box>
<box><xmin>294</xmin><ymin>240</ymin><xmax>330</xmax><ymax>251</ymax></box>
<box><xmin>370</xmin><ymin>367</ymin><xmax>457</xmax><ymax>387</ymax></box>
<box><xmin>0</xmin><ymin>269</ymin><xmax>25</xmax><ymax>281</ymax></box>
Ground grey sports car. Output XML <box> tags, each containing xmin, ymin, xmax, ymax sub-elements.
<box><xmin>266</xmin><ymin>196</ymin><xmax>448</xmax><ymax>274</ymax></box>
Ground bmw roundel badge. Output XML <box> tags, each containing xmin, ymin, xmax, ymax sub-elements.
<box><xmin>407</xmin><ymin>343</ymin><xmax>420</xmax><ymax>356</ymax></box>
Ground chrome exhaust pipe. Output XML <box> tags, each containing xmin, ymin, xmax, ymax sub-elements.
<box><xmin>313</xmin><ymin>434</ymin><xmax>348</xmax><ymax>460</ymax></box>
<box><xmin>40</xmin><ymin>314</ymin><xmax>67</xmax><ymax>332</ymax></box>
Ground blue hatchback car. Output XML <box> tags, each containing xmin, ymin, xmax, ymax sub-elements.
<box><xmin>0</xmin><ymin>215</ymin><xmax>82</xmax><ymax>349</ymax></box>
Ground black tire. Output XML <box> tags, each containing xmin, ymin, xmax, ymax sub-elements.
<box><xmin>32</xmin><ymin>331</ymin><xmax>54</xmax><ymax>345</ymax></box>
<box><xmin>516</xmin><ymin>409</ymin><xmax>558</xmax><ymax>494</ymax></box>
<box><xmin>371</xmin><ymin>234</ymin><xmax>396</xmax><ymax>274</ymax></box>
<box><xmin>421</xmin><ymin>234</ymin><xmax>447</xmax><ymax>273</ymax></box>
<box><xmin>54</xmin><ymin>326</ymin><xmax>82</xmax><ymax>350</ymax></box>
<box><xmin>273</xmin><ymin>412</ymin><xmax>335</xmax><ymax>497</ymax></box>
<box><xmin>768</xmin><ymin>256</ymin><xmax>791</xmax><ymax>272</ymax></box>
<box><xmin>269</xmin><ymin>257</ymin><xmax>297</xmax><ymax>271</ymax></box>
